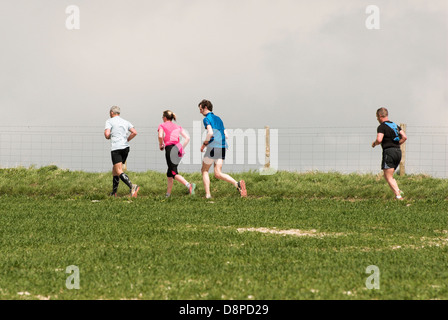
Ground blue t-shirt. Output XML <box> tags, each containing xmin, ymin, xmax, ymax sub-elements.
<box><xmin>203</xmin><ymin>112</ymin><xmax>227</xmax><ymax>148</ymax></box>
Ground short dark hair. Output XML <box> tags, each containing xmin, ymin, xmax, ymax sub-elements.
<box><xmin>376</xmin><ymin>107</ymin><xmax>388</xmax><ymax>118</ymax></box>
<box><xmin>198</xmin><ymin>99</ymin><xmax>213</xmax><ymax>112</ymax></box>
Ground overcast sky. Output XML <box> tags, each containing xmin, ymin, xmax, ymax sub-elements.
<box><xmin>1</xmin><ymin>0</ymin><xmax>447</xmax><ymax>130</ymax></box>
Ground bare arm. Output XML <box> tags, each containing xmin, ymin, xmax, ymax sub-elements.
<box><xmin>201</xmin><ymin>125</ymin><xmax>214</xmax><ymax>152</ymax></box>
<box><xmin>206</xmin><ymin>125</ymin><xmax>214</xmax><ymax>141</ymax></box>
<box><xmin>128</xmin><ymin>127</ymin><xmax>137</xmax><ymax>142</ymax></box>
<box><xmin>104</xmin><ymin>129</ymin><xmax>111</xmax><ymax>140</ymax></box>
<box><xmin>398</xmin><ymin>129</ymin><xmax>407</xmax><ymax>145</ymax></box>
<box><xmin>180</xmin><ymin>128</ymin><xmax>190</xmax><ymax>149</ymax></box>
<box><xmin>372</xmin><ymin>133</ymin><xmax>384</xmax><ymax>148</ymax></box>
<box><xmin>158</xmin><ymin>128</ymin><xmax>164</xmax><ymax>150</ymax></box>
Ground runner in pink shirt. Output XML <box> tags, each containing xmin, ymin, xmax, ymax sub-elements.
<box><xmin>158</xmin><ymin>110</ymin><xmax>196</xmax><ymax>197</ymax></box>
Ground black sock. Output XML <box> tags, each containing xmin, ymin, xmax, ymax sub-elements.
<box><xmin>119</xmin><ymin>173</ymin><xmax>132</xmax><ymax>189</ymax></box>
<box><xmin>112</xmin><ymin>176</ymin><xmax>120</xmax><ymax>193</ymax></box>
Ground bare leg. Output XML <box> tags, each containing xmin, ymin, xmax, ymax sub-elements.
<box><xmin>383</xmin><ymin>168</ymin><xmax>400</xmax><ymax>197</ymax></box>
<box><xmin>166</xmin><ymin>177</ymin><xmax>174</xmax><ymax>195</ymax></box>
<box><xmin>213</xmin><ymin>159</ymin><xmax>238</xmax><ymax>187</ymax></box>
<box><xmin>201</xmin><ymin>160</ymin><xmax>213</xmax><ymax>198</ymax></box>
<box><xmin>174</xmin><ymin>174</ymin><xmax>188</xmax><ymax>186</ymax></box>
<box><xmin>113</xmin><ymin>162</ymin><xmax>124</xmax><ymax>176</ymax></box>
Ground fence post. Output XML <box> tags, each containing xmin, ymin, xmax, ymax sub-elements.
<box><xmin>399</xmin><ymin>123</ymin><xmax>406</xmax><ymax>176</ymax></box>
<box><xmin>265</xmin><ymin>126</ymin><xmax>270</xmax><ymax>169</ymax></box>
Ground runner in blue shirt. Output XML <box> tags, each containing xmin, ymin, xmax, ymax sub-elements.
<box><xmin>198</xmin><ymin>99</ymin><xmax>247</xmax><ymax>198</ymax></box>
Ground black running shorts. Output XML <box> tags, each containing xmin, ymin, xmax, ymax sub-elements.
<box><xmin>381</xmin><ymin>147</ymin><xmax>402</xmax><ymax>170</ymax></box>
<box><xmin>111</xmin><ymin>147</ymin><xmax>130</xmax><ymax>165</ymax></box>
<box><xmin>165</xmin><ymin>144</ymin><xmax>182</xmax><ymax>178</ymax></box>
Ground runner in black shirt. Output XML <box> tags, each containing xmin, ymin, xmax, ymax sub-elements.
<box><xmin>372</xmin><ymin>107</ymin><xmax>407</xmax><ymax>200</ymax></box>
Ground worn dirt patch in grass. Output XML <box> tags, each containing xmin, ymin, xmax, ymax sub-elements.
<box><xmin>237</xmin><ymin>227</ymin><xmax>345</xmax><ymax>238</ymax></box>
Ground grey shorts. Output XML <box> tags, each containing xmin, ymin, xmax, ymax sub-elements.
<box><xmin>204</xmin><ymin>147</ymin><xmax>226</xmax><ymax>160</ymax></box>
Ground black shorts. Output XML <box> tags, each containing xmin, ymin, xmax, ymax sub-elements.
<box><xmin>165</xmin><ymin>144</ymin><xmax>182</xmax><ymax>178</ymax></box>
<box><xmin>381</xmin><ymin>147</ymin><xmax>401</xmax><ymax>170</ymax></box>
<box><xmin>204</xmin><ymin>147</ymin><xmax>226</xmax><ymax>160</ymax></box>
<box><xmin>111</xmin><ymin>147</ymin><xmax>130</xmax><ymax>165</ymax></box>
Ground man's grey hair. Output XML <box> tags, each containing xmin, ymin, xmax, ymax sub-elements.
<box><xmin>110</xmin><ymin>106</ymin><xmax>121</xmax><ymax>114</ymax></box>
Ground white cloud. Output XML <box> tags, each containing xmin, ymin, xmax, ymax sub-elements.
<box><xmin>0</xmin><ymin>0</ymin><xmax>446</xmax><ymax>128</ymax></box>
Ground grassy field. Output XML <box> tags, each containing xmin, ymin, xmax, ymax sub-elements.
<box><xmin>0</xmin><ymin>166</ymin><xmax>447</xmax><ymax>300</ymax></box>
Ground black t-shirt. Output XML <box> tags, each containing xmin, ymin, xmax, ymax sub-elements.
<box><xmin>377</xmin><ymin>121</ymin><xmax>401</xmax><ymax>149</ymax></box>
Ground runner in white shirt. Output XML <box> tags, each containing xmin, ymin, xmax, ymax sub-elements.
<box><xmin>104</xmin><ymin>106</ymin><xmax>140</xmax><ymax>197</ymax></box>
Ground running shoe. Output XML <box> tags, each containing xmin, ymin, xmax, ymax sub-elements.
<box><xmin>131</xmin><ymin>184</ymin><xmax>140</xmax><ymax>198</ymax></box>
<box><xmin>109</xmin><ymin>192</ymin><xmax>117</xmax><ymax>198</ymax></box>
<box><xmin>395</xmin><ymin>190</ymin><xmax>405</xmax><ymax>201</ymax></box>
<box><xmin>237</xmin><ymin>180</ymin><xmax>247</xmax><ymax>197</ymax></box>
<box><xmin>189</xmin><ymin>183</ymin><xmax>196</xmax><ymax>195</ymax></box>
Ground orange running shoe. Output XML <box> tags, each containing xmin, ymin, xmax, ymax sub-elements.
<box><xmin>237</xmin><ymin>180</ymin><xmax>247</xmax><ymax>197</ymax></box>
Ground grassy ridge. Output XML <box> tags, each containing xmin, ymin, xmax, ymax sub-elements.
<box><xmin>1</xmin><ymin>166</ymin><xmax>447</xmax><ymax>200</ymax></box>
<box><xmin>0</xmin><ymin>167</ymin><xmax>447</xmax><ymax>300</ymax></box>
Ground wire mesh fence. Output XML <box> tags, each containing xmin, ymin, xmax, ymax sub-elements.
<box><xmin>0</xmin><ymin>125</ymin><xmax>447</xmax><ymax>178</ymax></box>
<box><xmin>277</xmin><ymin>126</ymin><xmax>448</xmax><ymax>178</ymax></box>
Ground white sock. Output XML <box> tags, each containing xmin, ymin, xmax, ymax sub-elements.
<box><xmin>185</xmin><ymin>183</ymin><xmax>190</xmax><ymax>188</ymax></box>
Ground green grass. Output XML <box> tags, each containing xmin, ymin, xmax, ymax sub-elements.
<box><xmin>0</xmin><ymin>166</ymin><xmax>447</xmax><ymax>300</ymax></box>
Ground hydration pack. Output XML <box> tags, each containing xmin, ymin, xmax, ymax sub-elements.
<box><xmin>384</xmin><ymin>122</ymin><xmax>400</xmax><ymax>142</ymax></box>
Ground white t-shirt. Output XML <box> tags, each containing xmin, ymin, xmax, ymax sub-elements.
<box><xmin>105</xmin><ymin>116</ymin><xmax>134</xmax><ymax>151</ymax></box>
